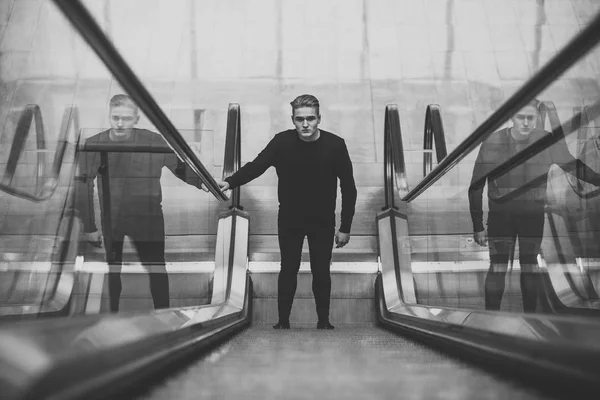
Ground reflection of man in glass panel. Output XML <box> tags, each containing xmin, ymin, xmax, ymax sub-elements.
<box><xmin>469</xmin><ymin>99</ymin><xmax>600</xmax><ymax>312</ymax></box>
<box><xmin>218</xmin><ymin>94</ymin><xmax>357</xmax><ymax>330</ymax></box>
<box><xmin>76</xmin><ymin>94</ymin><xmax>206</xmax><ymax>312</ymax></box>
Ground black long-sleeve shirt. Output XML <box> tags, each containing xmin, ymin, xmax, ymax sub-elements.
<box><xmin>468</xmin><ymin>128</ymin><xmax>600</xmax><ymax>232</ymax></box>
<box><xmin>225</xmin><ymin>129</ymin><xmax>358</xmax><ymax>233</ymax></box>
<box><xmin>76</xmin><ymin>128</ymin><xmax>204</xmax><ymax>232</ymax></box>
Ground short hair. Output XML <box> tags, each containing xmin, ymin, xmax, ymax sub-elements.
<box><xmin>109</xmin><ymin>94</ymin><xmax>138</xmax><ymax>114</ymax></box>
<box><xmin>523</xmin><ymin>98</ymin><xmax>541</xmax><ymax>111</ymax></box>
<box><xmin>290</xmin><ymin>94</ymin><xmax>320</xmax><ymax>115</ymax></box>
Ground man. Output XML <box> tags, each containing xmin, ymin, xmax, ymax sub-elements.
<box><xmin>76</xmin><ymin>94</ymin><xmax>206</xmax><ymax>312</ymax></box>
<box><xmin>469</xmin><ymin>99</ymin><xmax>600</xmax><ymax>313</ymax></box>
<box><xmin>219</xmin><ymin>94</ymin><xmax>357</xmax><ymax>329</ymax></box>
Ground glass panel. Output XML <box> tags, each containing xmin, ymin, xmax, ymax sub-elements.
<box><xmin>0</xmin><ymin>1</ymin><xmax>224</xmax><ymax>317</ymax></box>
<box><xmin>406</xmin><ymin>38</ymin><xmax>600</xmax><ymax>315</ymax></box>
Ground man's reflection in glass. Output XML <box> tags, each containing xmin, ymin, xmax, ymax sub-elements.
<box><xmin>76</xmin><ymin>94</ymin><xmax>206</xmax><ymax>312</ymax></box>
<box><xmin>468</xmin><ymin>99</ymin><xmax>600</xmax><ymax>312</ymax></box>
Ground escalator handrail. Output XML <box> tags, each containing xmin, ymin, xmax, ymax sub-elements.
<box><xmin>470</xmin><ymin>99</ymin><xmax>600</xmax><ymax>204</ymax></box>
<box><xmin>564</xmin><ymin>103</ymin><xmax>600</xmax><ymax>199</ymax></box>
<box><xmin>383</xmin><ymin>104</ymin><xmax>409</xmax><ymax>210</ymax></box>
<box><xmin>222</xmin><ymin>103</ymin><xmax>242</xmax><ymax>209</ymax></box>
<box><xmin>0</xmin><ymin>104</ymin><xmax>45</xmax><ymax>188</ymax></box>
<box><xmin>0</xmin><ymin>105</ymin><xmax>79</xmax><ymax>202</ymax></box>
<box><xmin>402</xmin><ymin>10</ymin><xmax>600</xmax><ymax>203</ymax></box>
<box><xmin>51</xmin><ymin>0</ymin><xmax>227</xmax><ymax>202</ymax></box>
<box><xmin>422</xmin><ymin>104</ymin><xmax>448</xmax><ymax>177</ymax></box>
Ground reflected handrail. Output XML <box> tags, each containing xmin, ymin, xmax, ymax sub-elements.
<box><xmin>539</xmin><ymin>101</ymin><xmax>586</xmax><ymax>195</ymax></box>
<box><xmin>567</xmin><ymin>104</ymin><xmax>600</xmax><ymax>199</ymax></box>
<box><xmin>0</xmin><ymin>105</ymin><xmax>78</xmax><ymax>202</ymax></box>
<box><xmin>222</xmin><ymin>103</ymin><xmax>242</xmax><ymax>209</ymax></box>
<box><xmin>1</xmin><ymin>104</ymin><xmax>45</xmax><ymax>188</ymax></box>
<box><xmin>383</xmin><ymin>104</ymin><xmax>408</xmax><ymax>210</ymax></box>
<box><xmin>52</xmin><ymin>0</ymin><xmax>227</xmax><ymax>202</ymax></box>
<box><xmin>544</xmin><ymin>210</ymin><xmax>600</xmax><ymax>309</ymax></box>
<box><xmin>402</xmin><ymin>11</ymin><xmax>600</xmax><ymax>203</ymax></box>
<box><xmin>422</xmin><ymin>104</ymin><xmax>448</xmax><ymax>177</ymax></box>
<box><xmin>471</xmin><ymin>100</ymin><xmax>600</xmax><ymax>204</ymax></box>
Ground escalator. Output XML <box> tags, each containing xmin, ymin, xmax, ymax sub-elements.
<box><xmin>137</xmin><ymin>101</ymin><xmax>599</xmax><ymax>400</ymax></box>
<box><xmin>2</xmin><ymin>1</ymin><xmax>600</xmax><ymax>399</ymax></box>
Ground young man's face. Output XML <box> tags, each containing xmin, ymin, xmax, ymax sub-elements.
<box><xmin>292</xmin><ymin>106</ymin><xmax>321</xmax><ymax>140</ymax></box>
<box><xmin>109</xmin><ymin>105</ymin><xmax>139</xmax><ymax>136</ymax></box>
<box><xmin>510</xmin><ymin>105</ymin><xmax>538</xmax><ymax>137</ymax></box>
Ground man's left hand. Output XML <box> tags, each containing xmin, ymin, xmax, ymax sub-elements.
<box><xmin>335</xmin><ymin>231</ymin><xmax>350</xmax><ymax>248</ymax></box>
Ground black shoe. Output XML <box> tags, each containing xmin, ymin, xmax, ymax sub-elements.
<box><xmin>317</xmin><ymin>321</ymin><xmax>334</xmax><ymax>330</ymax></box>
<box><xmin>273</xmin><ymin>321</ymin><xmax>290</xmax><ymax>329</ymax></box>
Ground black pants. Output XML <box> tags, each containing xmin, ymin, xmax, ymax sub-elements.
<box><xmin>277</xmin><ymin>215</ymin><xmax>335</xmax><ymax>323</ymax></box>
<box><xmin>485</xmin><ymin>203</ymin><xmax>544</xmax><ymax>312</ymax></box>
<box><xmin>103</xmin><ymin>213</ymin><xmax>169</xmax><ymax>312</ymax></box>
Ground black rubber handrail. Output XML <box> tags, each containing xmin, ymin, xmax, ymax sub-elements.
<box><xmin>222</xmin><ymin>103</ymin><xmax>242</xmax><ymax>209</ymax></box>
<box><xmin>383</xmin><ymin>104</ymin><xmax>409</xmax><ymax>210</ymax></box>
<box><xmin>574</xmin><ymin>104</ymin><xmax>591</xmax><ymax>187</ymax></box>
<box><xmin>470</xmin><ymin>99</ymin><xmax>600</xmax><ymax>204</ymax></box>
<box><xmin>0</xmin><ymin>104</ymin><xmax>45</xmax><ymax>189</ymax></box>
<box><xmin>51</xmin><ymin>0</ymin><xmax>227</xmax><ymax>202</ymax></box>
<box><xmin>422</xmin><ymin>104</ymin><xmax>448</xmax><ymax>177</ymax></box>
<box><xmin>0</xmin><ymin>105</ymin><xmax>78</xmax><ymax>202</ymax></box>
<box><xmin>402</xmin><ymin>10</ymin><xmax>600</xmax><ymax>203</ymax></box>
